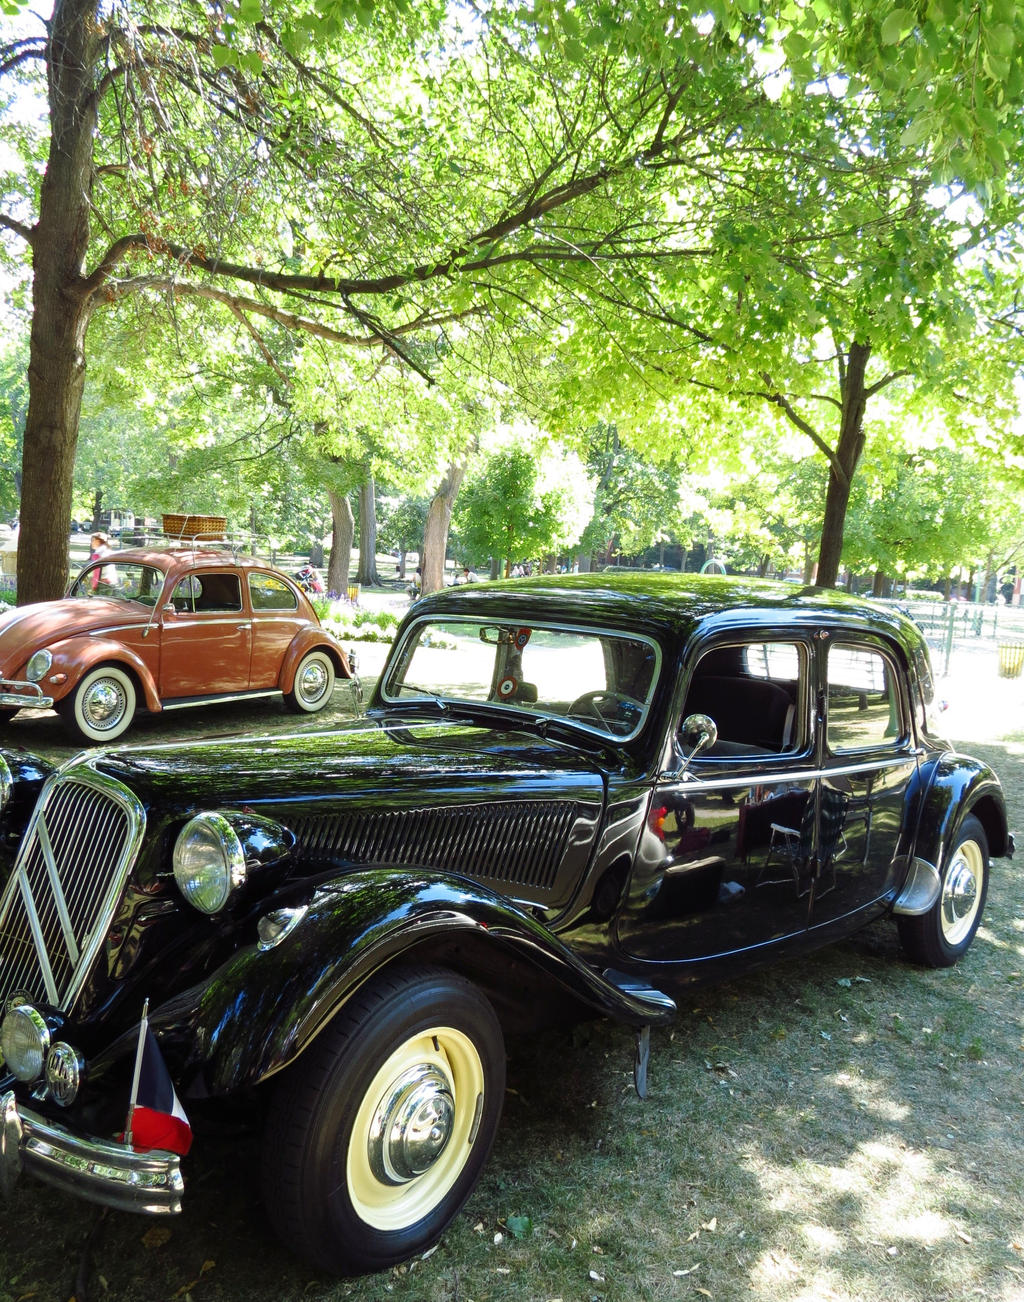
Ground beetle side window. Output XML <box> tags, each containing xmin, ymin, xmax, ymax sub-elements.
<box><xmin>249</xmin><ymin>573</ymin><xmax>299</xmax><ymax>611</ymax></box>
<box><xmin>681</xmin><ymin>641</ymin><xmax>805</xmax><ymax>755</ymax></box>
<box><xmin>826</xmin><ymin>644</ymin><xmax>904</xmax><ymax>752</ymax></box>
<box><xmin>171</xmin><ymin>573</ymin><xmax>242</xmax><ymax>614</ymax></box>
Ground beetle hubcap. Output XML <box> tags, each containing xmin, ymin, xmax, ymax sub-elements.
<box><xmin>941</xmin><ymin>841</ymin><xmax>982</xmax><ymax>945</ymax></box>
<box><xmin>367</xmin><ymin>1064</ymin><xmax>456</xmax><ymax>1185</ymax></box>
<box><xmin>299</xmin><ymin>660</ymin><xmax>328</xmax><ymax>701</ymax></box>
<box><xmin>84</xmin><ymin>680</ymin><xmax>125</xmax><ymax>728</ymax></box>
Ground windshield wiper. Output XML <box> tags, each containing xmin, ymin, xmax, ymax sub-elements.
<box><xmin>395</xmin><ymin>683</ymin><xmax>450</xmax><ymax>711</ymax></box>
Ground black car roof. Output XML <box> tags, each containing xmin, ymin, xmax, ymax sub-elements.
<box><xmin>413</xmin><ymin>572</ymin><xmax>924</xmax><ymax>657</ymax></box>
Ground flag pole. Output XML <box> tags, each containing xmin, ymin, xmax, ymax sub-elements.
<box><xmin>124</xmin><ymin>997</ymin><xmax>149</xmax><ymax>1149</ymax></box>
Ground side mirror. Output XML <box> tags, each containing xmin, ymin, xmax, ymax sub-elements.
<box><xmin>676</xmin><ymin>712</ymin><xmax>718</xmax><ymax>778</ymax></box>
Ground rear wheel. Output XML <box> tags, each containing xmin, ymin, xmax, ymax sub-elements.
<box><xmin>263</xmin><ymin>965</ymin><xmax>504</xmax><ymax>1275</ymax></box>
<box><xmin>284</xmin><ymin>650</ymin><xmax>335</xmax><ymax>713</ymax></box>
<box><xmin>58</xmin><ymin>665</ymin><xmax>137</xmax><ymax>743</ymax></box>
<box><xmin>897</xmin><ymin>814</ymin><xmax>989</xmax><ymax>967</ymax></box>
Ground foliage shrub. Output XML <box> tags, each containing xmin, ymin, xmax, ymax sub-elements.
<box><xmin>318</xmin><ymin>601</ymin><xmax>401</xmax><ymax>642</ymax></box>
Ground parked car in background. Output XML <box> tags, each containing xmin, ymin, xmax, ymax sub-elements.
<box><xmin>0</xmin><ymin>545</ymin><xmax>355</xmax><ymax>742</ymax></box>
<box><xmin>0</xmin><ymin>574</ymin><xmax>1012</xmax><ymax>1274</ymax></box>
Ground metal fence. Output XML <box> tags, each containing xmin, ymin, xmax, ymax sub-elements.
<box><xmin>902</xmin><ymin>599</ymin><xmax>1024</xmax><ymax>677</ymax></box>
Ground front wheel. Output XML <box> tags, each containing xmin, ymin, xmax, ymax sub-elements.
<box><xmin>263</xmin><ymin>965</ymin><xmax>505</xmax><ymax>1275</ymax></box>
<box><xmin>58</xmin><ymin>665</ymin><xmax>137</xmax><ymax>743</ymax></box>
<box><xmin>284</xmin><ymin>650</ymin><xmax>335</xmax><ymax>713</ymax></box>
<box><xmin>897</xmin><ymin>814</ymin><xmax>989</xmax><ymax>967</ymax></box>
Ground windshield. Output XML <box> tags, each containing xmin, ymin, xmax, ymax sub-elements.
<box><xmin>68</xmin><ymin>562</ymin><xmax>166</xmax><ymax>605</ymax></box>
<box><xmin>382</xmin><ymin>618</ymin><xmax>661</xmax><ymax>739</ymax></box>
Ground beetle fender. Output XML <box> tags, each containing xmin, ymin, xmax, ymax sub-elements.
<box><xmin>908</xmin><ymin>752</ymin><xmax>1010</xmax><ymax>877</ymax></box>
<box><xmin>45</xmin><ymin>637</ymin><xmax>161</xmax><ymax>711</ymax></box>
<box><xmin>279</xmin><ymin>629</ymin><xmax>352</xmax><ymax>690</ymax></box>
<box><xmin>152</xmin><ymin>868</ymin><xmax>675</xmax><ymax>1099</ymax></box>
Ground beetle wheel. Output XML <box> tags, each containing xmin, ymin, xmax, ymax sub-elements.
<box><xmin>263</xmin><ymin>964</ymin><xmax>504</xmax><ymax>1275</ymax></box>
<box><xmin>284</xmin><ymin>650</ymin><xmax>336</xmax><ymax>713</ymax></box>
<box><xmin>897</xmin><ymin>814</ymin><xmax>989</xmax><ymax>967</ymax></box>
<box><xmin>58</xmin><ymin>665</ymin><xmax>137</xmax><ymax>744</ymax></box>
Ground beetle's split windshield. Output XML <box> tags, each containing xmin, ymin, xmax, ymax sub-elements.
<box><xmin>69</xmin><ymin>562</ymin><xmax>164</xmax><ymax>605</ymax></box>
<box><xmin>384</xmin><ymin>619</ymin><xmax>660</xmax><ymax>738</ymax></box>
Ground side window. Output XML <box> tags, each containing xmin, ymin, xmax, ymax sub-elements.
<box><xmin>171</xmin><ymin>573</ymin><xmax>242</xmax><ymax>613</ymax></box>
<box><xmin>682</xmin><ymin>641</ymin><xmax>805</xmax><ymax>755</ymax></box>
<box><xmin>826</xmin><ymin>644</ymin><xmax>904</xmax><ymax>752</ymax></box>
<box><xmin>250</xmin><ymin>573</ymin><xmax>299</xmax><ymax>611</ymax></box>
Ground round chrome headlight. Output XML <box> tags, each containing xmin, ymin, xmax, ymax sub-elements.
<box><xmin>0</xmin><ymin>754</ymin><xmax>11</xmax><ymax>813</ymax></box>
<box><xmin>173</xmin><ymin>813</ymin><xmax>247</xmax><ymax>914</ymax></box>
<box><xmin>25</xmin><ymin>649</ymin><xmax>53</xmax><ymax>682</ymax></box>
<box><xmin>1</xmin><ymin>1003</ymin><xmax>51</xmax><ymax>1082</ymax></box>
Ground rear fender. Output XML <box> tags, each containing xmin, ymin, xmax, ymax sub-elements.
<box><xmin>279</xmin><ymin>630</ymin><xmax>352</xmax><ymax>690</ymax></box>
<box><xmin>46</xmin><ymin>637</ymin><xmax>161</xmax><ymax>711</ymax></box>
<box><xmin>148</xmin><ymin>868</ymin><xmax>675</xmax><ymax>1098</ymax></box>
<box><xmin>907</xmin><ymin>752</ymin><xmax>1010</xmax><ymax>877</ymax></box>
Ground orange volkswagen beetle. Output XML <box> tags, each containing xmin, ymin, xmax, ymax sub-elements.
<box><xmin>0</xmin><ymin>546</ymin><xmax>355</xmax><ymax>743</ymax></box>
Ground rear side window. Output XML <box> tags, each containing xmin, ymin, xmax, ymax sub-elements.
<box><xmin>250</xmin><ymin>573</ymin><xmax>299</xmax><ymax>611</ymax></box>
<box><xmin>826</xmin><ymin>644</ymin><xmax>904</xmax><ymax>752</ymax></box>
<box><xmin>682</xmin><ymin>641</ymin><xmax>805</xmax><ymax>754</ymax></box>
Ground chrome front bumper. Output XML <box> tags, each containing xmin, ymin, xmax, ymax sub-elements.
<box><xmin>0</xmin><ymin>1089</ymin><xmax>183</xmax><ymax>1214</ymax></box>
<box><xmin>0</xmin><ymin>679</ymin><xmax>53</xmax><ymax>709</ymax></box>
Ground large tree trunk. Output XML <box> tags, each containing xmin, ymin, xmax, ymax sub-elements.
<box><xmin>355</xmin><ymin>476</ymin><xmax>381</xmax><ymax>586</ymax></box>
<box><xmin>421</xmin><ymin>458</ymin><xmax>468</xmax><ymax>594</ymax></box>
<box><xmin>17</xmin><ymin>0</ymin><xmax>102</xmax><ymax>604</ymax></box>
<box><xmin>327</xmin><ymin>490</ymin><xmax>354</xmax><ymax>594</ymax></box>
<box><xmin>815</xmin><ymin>340</ymin><xmax>871</xmax><ymax>589</ymax></box>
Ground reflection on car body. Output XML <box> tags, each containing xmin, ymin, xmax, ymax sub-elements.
<box><xmin>0</xmin><ymin>573</ymin><xmax>1013</xmax><ymax>1276</ymax></box>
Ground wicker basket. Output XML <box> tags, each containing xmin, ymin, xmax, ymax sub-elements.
<box><xmin>162</xmin><ymin>513</ymin><xmax>227</xmax><ymax>539</ymax></box>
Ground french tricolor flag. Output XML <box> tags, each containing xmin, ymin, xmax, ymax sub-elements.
<box><xmin>125</xmin><ymin>1003</ymin><xmax>192</xmax><ymax>1156</ymax></box>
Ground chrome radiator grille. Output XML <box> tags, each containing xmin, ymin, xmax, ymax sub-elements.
<box><xmin>0</xmin><ymin>769</ymin><xmax>145</xmax><ymax>1011</ymax></box>
<box><xmin>291</xmin><ymin>800</ymin><xmax>582</xmax><ymax>896</ymax></box>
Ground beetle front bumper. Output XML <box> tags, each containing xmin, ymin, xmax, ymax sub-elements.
<box><xmin>0</xmin><ymin>679</ymin><xmax>53</xmax><ymax>709</ymax></box>
<box><xmin>0</xmin><ymin>1090</ymin><xmax>183</xmax><ymax>1214</ymax></box>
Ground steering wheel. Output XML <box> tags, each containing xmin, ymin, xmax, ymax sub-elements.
<box><xmin>568</xmin><ymin>689</ymin><xmax>641</xmax><ymax>725</ymax></box>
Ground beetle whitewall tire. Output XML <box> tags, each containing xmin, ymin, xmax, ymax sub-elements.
<box><xmin>284</xmin><ymin>650</ymin><xmax>335</xmax><ymax>713</ymax></box>
<box><xmin>263</xmin><ymin>965</ymin><xmax>505</xmax><ymax>1275</ymax></box>
<box><xmin>59</xmin><ymin>665</ymin><xmax>137</xmax><ymax>743</ymax></box>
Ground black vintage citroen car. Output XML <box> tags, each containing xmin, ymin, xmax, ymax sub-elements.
<box><xmin>0</xmin><ymin>574</ymin><xmax>1013</xmax><ymax>1274</ymax></box>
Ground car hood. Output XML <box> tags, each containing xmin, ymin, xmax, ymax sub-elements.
<box><xmin>88</xmin><ymin>715</ymin><xmax>609</xmax><ymax>813</ymax></box>
<box><xmin>0</xmin><ymin>598</ymin><xmax>147</xmax><ymax>668</ymax></box>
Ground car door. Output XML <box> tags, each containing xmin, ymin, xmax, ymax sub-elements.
<box><xmin>248</xmin><ymin>571</ymin><xmax>307</xmax><ymax>688</ymax></box>
<box><xmin>159</xmin><ymin>570</ymin><xmax>252</xmax><ymax>698</ymax></box>
<box><xmin>616</xmin><ymin>634</ymin><xmax>819</xmax><ymax>965</ymax></box>
<box><xmin>808</xmin><ymin>635</ymin><xmax>919</xmax><ymax>931</ymax></box>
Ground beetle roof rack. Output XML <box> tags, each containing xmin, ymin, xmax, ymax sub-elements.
<box><xmin>110</xmin><ymin>528</ymin><xmax>284</xmax><ymax>564</ymax></box>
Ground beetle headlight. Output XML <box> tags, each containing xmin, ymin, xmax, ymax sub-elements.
<box><xmin>1</xmin><ymin>1003</ymin><xmax>51</xmax><ymax>1082</ymax></box>
<box><xmin>25</xmin><ymin>649</ymin><xmax>53</xmax><ymax>682</ymax></box>
<box><xmin>173</xmin><ymin>813</ymin><xmax>247</xmax><ymax>914</ymax></box>
<box><xmin>0</xmin><ymin>754</ymin><xmax>11</xmax><ymax>812</ymax></box>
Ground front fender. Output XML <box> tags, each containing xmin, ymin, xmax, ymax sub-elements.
<box><xmin>279</xmin><ymin>629</ymin><xmax>353</xmax><ymax>690</ymax></box>
<box><xmin>910</xmin><ymin>751</ymin><xmax>1010</xmax><ymax>876</ymax></box>
<box><xmin>150</xmin><ymin>868</ymin><xmax>674</xmax><ymax>1098</ymax></box>
<box><xmin>47</xmin><ymin>637</ymin><xmax>161</xmax><ymax>711</ymax></box>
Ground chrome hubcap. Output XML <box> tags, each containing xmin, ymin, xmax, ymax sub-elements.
<box><xmin>83</xmin><ymin>680</ymin><xmax>125</xmax><ymax>728</ymax></box>
<box><xmin>299</xmin><ymin>660</ymin><xmax>328</xmax><ymax>701</ymax></box>
<box><xmin>941</xmin><ymin>842</ymin><xmax>982</xmax><ymax>945</ymax></box>
<box><xmin>367</xmin><ymin>1064</ymin><xmax>456</xmax><ymax>1186</ymax></box>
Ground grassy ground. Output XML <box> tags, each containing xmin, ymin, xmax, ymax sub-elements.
<box><xmin>2</xmin><ymin>639</ymin><xmax>1023</xmax><ymax>1302</ymax></box>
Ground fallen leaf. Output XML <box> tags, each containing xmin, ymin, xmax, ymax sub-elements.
<box><xmin>687</xmin><ymin>1229</ymin><xmax>700</xmax><ymax>1242</ymax></box>
<box><xmin>493</xmin><ymin>1232</ymin><xmax>503</xmax><ymax>1245</ymax></box>
<box><xmin>836</xmin><ymin>977</ymin><xmax>852</xmax><ymax>987</ymax></box>
<box><xmin>506</xmin><ymin>1214</ymin><xmax>533</xmax><ymax>1240</ymax></box>
<box><xmin>589</xmin><ymin>1269</ymin><xmax>605</xmax><ymax>1282</ymax></box>
<box><xmin>956</xmin><ymin>1229</ymin><xmax>973</xmax><ymax>1244</ymax></box>
<box><xmin>142</xmin><ymin>1225</ymin><xmax>172</xmax><ymax>1249</ymax></box>
<box><xmin>673</xmin><ymin>1264</ymin><xmax>700</xmax><ymax>1277</ymax></box>
<box><xmin>701</xmin><ymin>1217</ymin><xmax>718</xmax><ymax>1232</ymax></box>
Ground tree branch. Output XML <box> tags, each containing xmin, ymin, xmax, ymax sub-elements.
<box><xmin>0</xmin><ymin>213</ymin><xmax>35</xmax><ymax>246</ymax></box>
